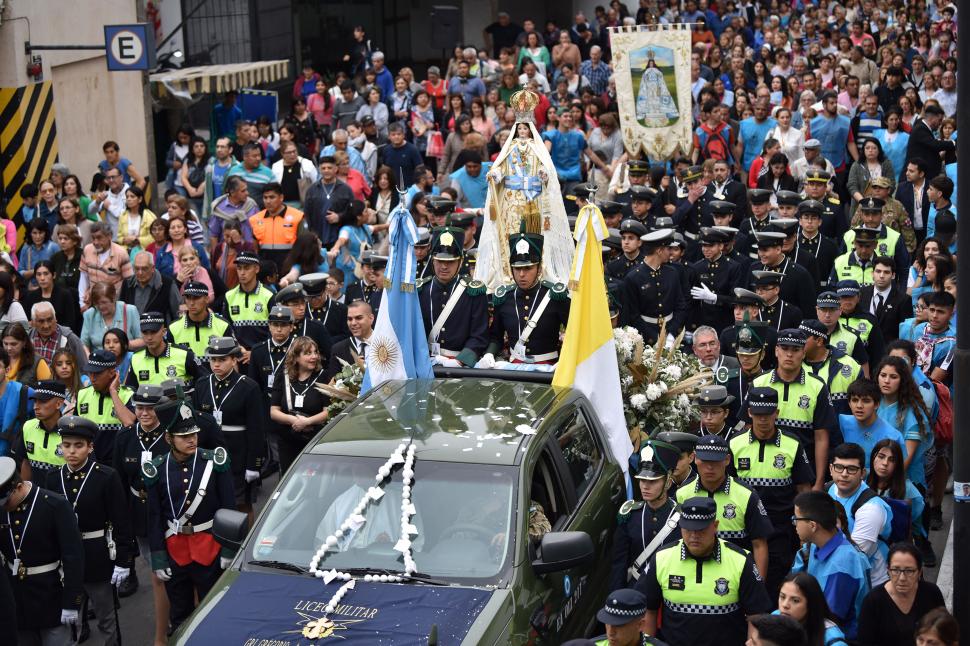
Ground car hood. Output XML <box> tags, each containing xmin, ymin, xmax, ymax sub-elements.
<box><xmin>174</xmin><ymin>571</ymin><xmax>493</xmax><ymax>645</ymax></box>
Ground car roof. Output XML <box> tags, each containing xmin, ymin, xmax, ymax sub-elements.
<box><xmin>309</xmin><ymin>378</ymin><xmax>563</xmax><ymax>466</ymax></box>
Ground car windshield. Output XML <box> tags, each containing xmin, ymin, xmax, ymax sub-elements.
<box><xmin>247</xmin><ymin>455</ymin><xmax>517</xmax><ymax>583</ymax></box>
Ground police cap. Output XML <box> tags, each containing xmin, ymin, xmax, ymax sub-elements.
<box><xmin>234</xmin><ymin>251</ymin><xmax>260</xmax><ymax>266</ymax></box>
<box><xmin>596</xmin><ymin>589</ymin><xmax>648</xmax><ymax>626</ymax></box>
<box><xmin>619</xmin><ymin>219</ymin><xmax>648</xmax><ymax>238</ymax></box>
<box><xmin>182</xmin><ymin>281</ymin><xmax>210</xmax><ymax>298</ymax></box>
<box><xmin>33</xmin><ymin>380</ymin><xmax>67</xmax><ymax>402</ymax></box>
<box><xmin>816</xmin><ymin>291</ymin><xmax>840</xmax><ymax>309</ymax></box>
<box><xmin>629</xmin><ymin>185</ymin><xmax>657</xmax><ymax>202</ymax></box>
<box><xmin>359</xmin><ymin>251</ymin><xmax>389</xmax><ymax>269</ymax></box>
<box><xmin>275</xmin><ymin>282</ymin><xmax>307</xmax><ymax>304</ymax></box>
<box><xmin>694</xmin><ymin>434</ymin><xmax>730</xmax><ymax>462</ymax></box>
<box><xmin>680</xmin><ymin>165</ymin><xmax>703</xmax><ymax>184</ymax></box>
<box><xmin>852</xmin><ymin>227</ymin><xmax>880</xmax><ymax>245</ymax></box>
<box><xmin>709</xmin><ymin>200</ymin><xmax>737</xmax><ymax>217</ymax></box>
<box><xmin>679</xmin><ymin>497</ymin><xmax>718</xmax><ymax>530</ymax></box>
<box><xmin>652</xmin><ymin>431</ymin><xmax>698</xmax><ymax>454</ymax></box>
<box><xmin>140</xmin><ymin>311</ymin><xmax>166</xmax><ymax>333</ymax></box>
<box><xmin>299</xmin><ymin>272</ymin><xmax>330</xmax><ymax>296</ymax></box>
<box><xmin>754</xmin><ymin>231</ymin><xmax>786</xmax><ymax>247</ymax></box>
<box><xmin>700</xmin><ymin>227</ymin><xmax>730</xmax><ymax>244</ymax></box>
<box><xmin>804</xmin><ymin>169</ymin><xmax>832</xmax><ymax>184</ymax></box>
<box><xmin>731</xmin><ymin>288</ymin><xmax>765</xmax><ymax>307</ymax></box>
<box><xmin>777</xmin><ymin>328</ymin><xmax>808</xmax><ymax>348</ymax></box>
<box><xmin>747</xmin><ymin>387</ymin><xmax>779</xmax><ymax>414</ymax></box>
<box><xmin>627</xmin><ymin>159</ymin><xmax>651</xmax><ymax>175</ymax></box>
<box><xmin>797</xmin><ymin>199</ymin><xmax>825</xmax><ymax>217</ymax></box>
<box><xmin>775</xmin><ymin>191</ymin><xmax>802</xmax><ymax>207</ymax></box>
<box><xmin>414</xmin><ymin>227</ymin><xmax>432</xmax><ymax>247</ymax></box>
<box><xmin>799</xmin><ymin>318</ymin><xmax>829</xmax><ymax>341</ymax></box>
<box><xmin>85</xmin><ymin>349</ymin><xmax>117</xmax><ymax>373</ymax></box>
<box><xmin>598</xmin><ymin>200</ymin><xmax>624</xmax><ymax>216</ymax></box>
<box><xmin>56</xmin><ymin>415</ymin><xmax>97</xmax><ymax>441</ymax></box>
<box><xmin>748</xmin><ymin>188</ymin><xmax>773</xmax><ymax>205</ymax></box>
<box><xmin>509</xmin><ymin>232</ymin><xmax>543</xmax><ymax>267</ymax></box>
<box><xmin>836</xmin><ymin>279</ymin><xmax>861</xmax><ymax>297</ymax></box>
<box><xmin>858</xmin><ymin>197</ymin><xmax>885</xmax><ymax>212</ymax></box>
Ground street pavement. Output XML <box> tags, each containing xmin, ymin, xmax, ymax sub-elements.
<box><xmin>116</xmin><ymin>473</ymin><xmax>954</xmax><ymax>645</ymax></box>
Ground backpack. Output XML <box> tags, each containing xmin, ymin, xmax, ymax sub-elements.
<box><xmin>851</xmin><ymin>488</ymin><xmax>909</xmax><ymax>544</ymax></box>
<box><xmin>699</xmin><ymin>124</ymin><xmax>731</xmax><ymax>161</ymax></box>
<box><xmin>931</xmin><ymin>379</ymin><xmax>953</xmax><ymax>444</ymax></box>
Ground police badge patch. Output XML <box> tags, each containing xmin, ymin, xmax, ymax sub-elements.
<box><xmin>836</xmin><ymin>341</ymin><xmax>847</xmax><ymax>351</ymax></box>
<box><xmin>773</xmin><ymin>454</ymin><xmax>786</xmax><ymax>469</ymax></box>
<box><xmin>841</xmin><ymin>363</ymin><xmax>853</xmax><ymax>377</ymax></box>
<box><xmin>714</xmin><ymin>577</ymin><xmax>730</xmax><ymax>596</ymax></box>
<box><xmin>79</xmin><ymin>403</ymin><xmax>89</xmax><ymax>414</ymax></box>
<box><xmin>798</xmin><ymin>395</ymin><xmax>810</xmax><ymax>409</ymax></box>
<box><xmin>254</xmin><ymin>303</ymin><xmax>264</xmax><ymax>313</ymax></box>
<box><xmin>722</xmin><ymin>503</ymin><xmax>737</xmax><ymax>519</ymax></box>
<box><xmin>166</xmin><ymin>365</ymin><xmax>178</xmax><ymax>377</ymax></box>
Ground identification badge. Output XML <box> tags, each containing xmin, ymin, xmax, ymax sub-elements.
<box><xmin>737</xmin><ymin>457</ymin><xmax>751</xmax><ymax>471</ymax></box>
<box><xmin>141</xmin><ymin>451</ymin><xmax>153</xmax><ymax>467</ymax></box>
<box><xmin>429</xmin><ymin>342</ymin><xmax>440</xmax><ymax>356</ymax></box>
<box><xmin>214</xmin><ymin>410</ymin><xmax>223</xmax><ymax>424</ymax></box>
<box><xmin>294</xmin><ymin>395</ymin><xmax>305</xmax><ymax>408</ymax></box>
<box><xmin>668</xmin><ymin>574</ymin><xmax>685</xmax><ymax>590</ymax></box>
<box><xmin>266</xmin><ymin>375</ymin><xmax>275</xmax><ymax>388</ymax></box>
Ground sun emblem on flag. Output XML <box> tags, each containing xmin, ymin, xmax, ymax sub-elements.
<box><xmin>370</xmin><ymin>334</ymin><xmax>400</xmax><ymax>370</ymax></box>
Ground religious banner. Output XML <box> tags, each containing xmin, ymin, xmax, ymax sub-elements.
<box><xmin>609</xmin><ymin>24</ymin><xmax>693</xmax><ymax>161</ymax></box>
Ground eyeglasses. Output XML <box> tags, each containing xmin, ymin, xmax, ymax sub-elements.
<box><xmin>888</xmin><ymin>567</ymin><xmax>919</xmax><ymax>578</ymax></box>
<box><xmin>830</xmin><ymin>463</ymin><xmax>862</xmax><ymax>475</ymax></box>
<box><xmin>791</xmin><ymin>516</ymin><xmax>813</xmax><ymax>525</ymax></box>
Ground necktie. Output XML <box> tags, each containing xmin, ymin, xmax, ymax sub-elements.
<box><xmin>873</xmin><ymin>293</ymin><xmax>884</xmax><ymax>317</ymax></box>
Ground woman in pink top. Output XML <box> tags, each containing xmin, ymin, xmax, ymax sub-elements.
<box><xmin>176</xmin><ymin>245</ymin><xmax>214</xmax><ymax>305</ymax></box>
<box><xmin>307</xmin><ymin>80</ymin><xmax>333</xmax><ymax>139</ymax></box>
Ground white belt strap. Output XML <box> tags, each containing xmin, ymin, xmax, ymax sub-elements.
<box><xmin>438</xmin><ymin>348</ymin><xmax>460</xmax><ymax>358</ymax></box>
<box><xmin>428</xmin><ymin>283</ymin><xmax>467</xmax><ymax>345</ymax></box>
<box><xmin>130</xmin><ymin>485</ymin><xmax>147</xmax><ymax>500</ymax></box>
<box><xmin>166</xmin><ymin>459</ymin><xmax>214</xmax><ymax>537</ymax></box>
<box><xmin>640</xmin><ymin>313</ymin><xmax>673</xmax><ymax>325</ymax></box>
<box><xmin>80</xmin><ymin>529</ymin><xmax>105</xmax><ymax>540</ymax></box>
<box><xmin>221</xmin><ymin>425</ymin><xmax>246</xmax><ymax>432</ymax></box>
<box><xmin>512</xmin><ymin>350</ymin><xmax>559</xmax><ymax>363</ymax></box>
<box><xmin>165</xmin><ymin>518</ymin><xmax>214</xmax><ymax>536</ymax></box>
<box><xmin>517</xmin><ymin>290</ymin><xmax>553</xmax><ymax>347</ymax></box>
<box><xmin>628</xmin><ymin>510</ymin><xmax>681</xmax><ymax>581</ymax></box>
<box><xmin>10</xmin><ymin>560</ymin><xmax>59</xmax><ymax>576</ymax></box>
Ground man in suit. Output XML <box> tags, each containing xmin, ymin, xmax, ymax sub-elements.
<box><xmin>325</xmin><ymin>300</ymin><xmax>373</xmax><ymax>382</ymax></box>
<box><xmin>691</xmin><ymin>325</ymin><xmax>739</xmax><ymax>385</ymax></box>
<box><xmin>895</xmin><ymin>158</ymin><xmax>931</xmax><ymax>243</ymax></box>
<box><xmin>859</xmin><ymin>256</ymin><xmax>912</xmax><ymax>344</ymax></box>
<box><xmin>905</xmin><ymin>104</ymin><xmax>955</xmax><ymax>180</ymax></box>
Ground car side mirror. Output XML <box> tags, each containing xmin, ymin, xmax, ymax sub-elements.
<box><xmin>213</xmin><ymin>509</ymin><xmax>249</xmax><ymax>549</ymax></box>
<box><xmin>531</xmin><ymin>531</ymin><xmax>594</xmax><ymax>574</ymax></box>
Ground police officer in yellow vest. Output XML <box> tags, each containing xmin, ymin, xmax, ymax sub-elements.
<box><xmin>78</xmin><ymin>349</ymin><xmax>136</xmax><ymax>469</ymax></box>
<box><xmin>815</xmin><ymin>291</ymin><xmax>869</xmax><ymax>373</ymax></box>
<box><xmin>829</xmin><ymin>226</ymin><xmax>879</xmax><ymax>286</ymax></box>
<box><xmin>127</xmin><ymin>312</ymin><xmax>204</xmax><ymax>390</ymax></box>
<box><xmin>11</xmin><ymin>380</ymin><xmax>67</xmax><ymax>483</ymax></box>
<box><xmin>675</xmin><ymin>434</ymin><xmax>772</xmax><ymax>577</ymax></box>
<box><xmin>637</xmin><ymin>497</ymin><xmax>771</xmax><ymax>646</ymax></box>
<box><xmin>222</xmin><ymin>251</ymin><xmax>271</xmax><ymax>357</ymax></box>
<box><xmin>800</xmin><ymin>318</ymin><xmax>862</xmax><ymax>419</ymax></box>
<box><xmin>586</xmin><ymin>588</ymin><xmax>669</xmax><ymax>646</ymax></box>
<box><xmin>837</xmin><ymin>279</ymin><xmax>885</xmax><ymax>367</ymax></box>
<box><xmin>754</xmin><ymin>328</ymin><xmax>838</xmax><ymax>489</ymax></box>
<box><xmin>842</xmin><ymin>196</ymin><xmax>910</xmax><ymax>279</ymax></box>
<box><xmin>169</xmin><ymin>281</ymin><xmax>234</xmax><ymax>357</ymax></box>
<box><xmin>730</xmin><ymin>387</ymin><xmax>815</xmax><ymax>600</ymax></box>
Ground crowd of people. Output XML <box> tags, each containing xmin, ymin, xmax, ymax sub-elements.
<box><xmin>0</xmin><ymin>0</ymin><xmax>964</xmax><ymax>645</ymax></box>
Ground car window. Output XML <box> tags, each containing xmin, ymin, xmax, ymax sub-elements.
<box><xmin>553</xmin><ymin>404</ymin><xmax>603</xmax><ymax>502</ymax></box>
<box><xmin>248</xmin><ymin>455</ymin><xmax>517</xmax><ymax>583</ymax></box>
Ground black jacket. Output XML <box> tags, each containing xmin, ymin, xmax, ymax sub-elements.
<box><xmin>905</xmin><ymin>119</ymin><xmax>955</xmax><ymax>180</ymax></box>
<box><xmin>120</xmin><ymin>272</ymin><xmax>181</xmax><ymax>323</ymax></box>
<box><xmin>858</xmin><ymin>284</ymin><xmax>912</xmax><ymax>344</ymax></box>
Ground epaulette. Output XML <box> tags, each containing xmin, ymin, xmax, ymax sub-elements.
<box><xmin>461</xmin><ymin>277</ymin><xmax>487</xmax><ymax>296</ymax></box>
<box><xmin>717</xmin><ymin>367</ymin><xmax>740</xmax><ymax>384</ymax></box>
<box><xmin>141</xmin><ymin>455</ymin><xmax>165</xmax><ymax>486</ymax></box>
<box><xmin>617</xmin><ymin>499</ymin><xmax>644</xmax><ymax>523</ymax></box>
<box><xmin>416</xmin><ymin>276</ymin><xmax>433</xmax><ymax>290</ymax></box>
<box><xmin>828</xmin><ymin>196</ymin><xmax>840</xmax><ymax>205</ymax></box>
<box><xmin>722</xmin><ymin>539</ymin><xmax>751</xmax><ymax>557</ymax></box>
<box><xmin>542</xmin><ymin>280</ymin><xmax>570</xmax><ymax>301</ymax></box>
<box><xmin>200</xmin><ymin>446</ymin><xmax>231</xmax><ymax>472</ymax></box>
<box><xmin>213</xmin><ymin>312</ymin><xmax>231</xmax><ymax>324</ymax></box>
<box><xmin>492</xmin><ymin>283</ymin><xmax>515</xmax><ymax>305</ymax></box>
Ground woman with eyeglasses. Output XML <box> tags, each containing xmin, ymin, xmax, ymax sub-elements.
<box><xmin>875</xmin><ymin>357</ymin><xmax>934</xmax><ymax>493</ymax></box>
<box><xmin>856</xmin><ymin>543</ymin><xmax>944</xmax><ymax>646</ymax></box>
<box><xmin>774</xmin><ymin>572</ymin><xmax>848</xmax><ymax>646</ymax></box>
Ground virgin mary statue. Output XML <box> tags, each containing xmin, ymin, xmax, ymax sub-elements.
<box><xmin>636</xmin><ymin>50</ymin><xmax>679</xmax><ymax>127</ymax></box>
<box><xmin>475</xmin><ymin>89</ymin><xmax>573</xmax><ymax>293</ymax></box>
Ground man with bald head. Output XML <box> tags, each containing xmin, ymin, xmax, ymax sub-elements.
<box><xmin>120</xmin><ymin>251</ymin><xmax>181</xmax><ymax>322</ymax></box>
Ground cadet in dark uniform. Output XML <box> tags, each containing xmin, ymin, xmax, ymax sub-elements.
<box><xmin>302</xmin><ymin>271</ymin><xmax>350</xmax><ymax>343</ymax></box>
<box><xmin>591</xmin><ymin>588</ymin><xmax>669</xmax><ymax>646</ymax></box>
<box><xmin>600</xmin><ymin>200</ymin><xmax>625</xmax><ymax>231</ymax></box>
<box><xmin>615</xmin><ymin>158</ymin><xmax>653</xmax><ymax>211</ymax></box>
<box><xmin>696</xmin><ymin>385</ymin><xmax>740</xmax><ymax>439</ymax></box>
<box><xmin>669</xmin><ymin>165</ymin><xmax>707</xmax><ymax>241</ymax></box>
<box><xmin>836</xmin><ymin>279</ymin><xmax>885</xmax><ymax>367</ymax></box>
<box><xmin>193</xmin><ymin>337</ymin><xmax>265</xmax><ymax>521</ymax></box>
<box><xmin>737</xmin><ymin>188</ymin><xmax>776</xmax><ymax>260</ymax></box>
<box><xmin>168</xmin><ymin>281</ymin><xmax>234</xmax><ymax>357</ymax></box>
<box><xmin>622</xmin><ymin>228</ymin><xmax>688</xmax><ymax>345</ymax></box>
<box><xmin>745</xmin><ymin>230</ymin><xmax>818</xmax><ymax>317</ymax></box>
<box><xmin>638</xmin><ymin>497</ymin><xmax>771</xmax><ymax>646</ymax></box>
<box><xmin>450</xmin><ymin>211</ymin><xmax>480</xmax><ymax>275</ymax></box>
<box><xmin>78</xmin><ymin>353</ymin><xmax>136</xmax><ymax>469</ymax></box>
<box><xmin>802</xmin><ymin>169</ymin><xmax>847</xmax><ymax>240</ymax></box>
<box><xmin>719</xmin><ymin>289</ymin><xmax>779</xmax><ymax>370</ymax></box>
<box><xmin>723</xmin><ymin>320</ymin><xmax>769</xmax><ymax>428</ymax></box>
<box><xmin>145</xmin><ymin>408</ymin><xmax>235</xmax><ymax>632</ymax></box>
<box><xmin>607</xmin><ymin>219</ymin><xmax>648</xmax><ymax>280</ymax></box>
<box><xmin>418</xmin><ymin>225</ymin><xmax>489</xmax><ymax>367</ymax></box>
<box><xmin>730</xmin><ymin>388</ymin><xmax>814</xmax><ymax>600</ymax></box>
<box><xmin>11</xmin><ymin>380</ymin><xmax>67</xmax><ymax>484</ymax></box>
<box><xmin>412</xmin><ymin>227</ymin><xmax>433</xmax><ymax>282</ymax></box>
<box><xmin>272</xmin><ymin>282</ymin><xmax>334</xmax><ymax>362</ymax></box>
<box><xmin>675</xmin><ymin>434</ymin><xmax>773</xmax><ymax>576</ymax></box>
<box><xmin>127</xmin><ymin>312</ymin><xmax>204</xmax><ymax>390</ymax></box>
<box><xmin>46</xmin><ymin>416</ymin><xmax>135</xmax><ymax>646</ymax></box>
<box><xmin>603</xmin><ymin>227</ymin><xmax>623</xmax><ymax>266</ymax></box>
<box><xmin>343</xmin><ymin>251</ymin><xmax>386</xmax><ymax>313</ymax></box>
<box><xmin>689</xmin><ymin>227</ymin><xmax>743</xmax><ymax>334</ymax></box>
<box><xmin>0</xmin><ymin>454</ymin><xmax>85</xmax><ymax>644</ymax></box>
<box><xmin>795</xmin><ymin>199</ymin><xmax>840</xmax><ymax>291</ymax></box>
<box><xmin>770</xmin><ymin>213</ymin><xmax>821</xmax><ymax>287</ymax></box>
<box><xmin>246</xmin><ymin>305</ymin><xmax>295</xmax><ymax>481</ymax></box>
<box><xmin>649</xmin><ymin>431</ymin><xmax>699</xmax><ymax>499</ymax></box>
<box><xmin>611</xmin><ymin>440</ymin><xmax>682</xmax><ymax>592</ymax></box>
<box><xmin>752</xmin><ymin>270</ymin><xmax>803</xmax><ymax>331</ymax></box>
<box><xmin>483</xmin><ymin>231</ymin><xmax>570</xmax><ymax>366</ymax></box>
<box><xmin>709</xmin><ymin>202</ymin><xmax>751</xmax><ymax>264</ymax></box>
<box><xmin>626</xmin><ymin>185</ymin><xmax>658</xmax><ymax>226</ymax></box>
<box><xmin>221</xmin><ymin>251</ymin><xmax>271</xmax><ymax>354</ymax></box>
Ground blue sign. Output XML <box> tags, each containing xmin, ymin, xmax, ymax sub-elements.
<box><xmin>104</xmin><ymin>24</ymin><xmax>155</xmax><ymax>71</ymax></box>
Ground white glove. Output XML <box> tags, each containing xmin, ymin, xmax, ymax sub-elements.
<box><xmin>154</xmin><ymin>568</ymin><xmax>172</xmax><ymax>582</ymax></box>
<box><xmin>220</xmin><ymin>556</ymin><xmax>233</xmax><ymax>569</ymax></box>
<box><xmin>110</xmin><ymin>566</ymin><xmax>130</xmax><ymax>586</ymax></box>
<box><xmin>475</xmin><ymin>353</ymin><xmax>496</xmax><ymax>369</ymax></box>
<box><xmin>663</xmin><ymin>334</ymin><xmax>676</xmax><ymax>351</ymax></box>
<box><xmin>60</xmin><ymin>609</ymin><xmax>79</xmax><ymax>627</ymax></box>
<box><xmin>690</xmin><ymin>284</ymin><xmax>718</xmax><ymax>304</ymax></box>
<box><xmin>244</xmin><ymin>469</ymin><xmax>260</xmax><ymax>483</ymax></box>
<box><xmin>434</xmin><ymin>356</ymin><xmax>462</xmax><ymax>368</ymax></box>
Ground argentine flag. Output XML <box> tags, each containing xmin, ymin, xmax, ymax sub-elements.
<box><xmin>361</xmin><ymin>196</ymin><xmax>434</xmax><ymax>392</ymax></box>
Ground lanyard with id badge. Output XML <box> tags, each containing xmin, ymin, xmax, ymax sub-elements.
<box><xmin>285</xmin><ymin>370</ymin><xmax>322</xmax><ymax>416</ymax></box>
<box><xmin>208</xmin><ymin>374</ymin><xmax>241</xmax><ymax>425</ymax></box>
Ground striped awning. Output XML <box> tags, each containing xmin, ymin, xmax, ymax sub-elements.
<box><xmin>150</xmin><ymin>60</ymin><xmax>290</xmax><ymax>97</ymax></box>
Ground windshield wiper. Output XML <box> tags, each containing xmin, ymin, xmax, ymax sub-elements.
<box><xmin>248</xmin><ymin>559</ymin><xmax>309</xmax><ymax>574</ymax></box>
<box><xmin>342</xmin><ymin>567</ymin><xmax>451</xmax><ymax>586</ymax></box>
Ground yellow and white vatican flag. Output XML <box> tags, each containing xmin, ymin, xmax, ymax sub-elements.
<box><xmin>553</xmin><ymin>202</ymin><xmax>631</xmax><ymax>488</ymax></box>
<box><xmin>609</xmin><ymin>24</ymin><xmax>693</xmax><ymax>160</ymax></box>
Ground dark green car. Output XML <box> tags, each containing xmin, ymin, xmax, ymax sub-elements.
<box><xmin>173</xmin><ymin>372</ymin><xmax>625</xmax><ymax>645</ymax></box>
